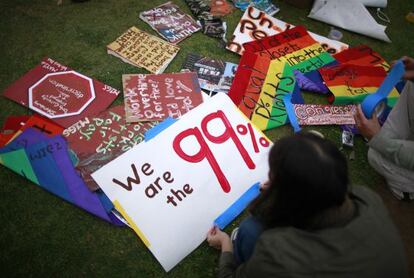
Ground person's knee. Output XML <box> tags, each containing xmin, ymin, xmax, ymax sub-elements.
<box><xmin>367</xmin><ymin>148</ymin><xmax>382</xmax><ymax>172</ymax></box>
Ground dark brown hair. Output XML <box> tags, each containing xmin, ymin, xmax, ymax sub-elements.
<box><xmin>250</xmin><ymin>132</ymin><xmax>349</xmax><ymax>230</ymax></box>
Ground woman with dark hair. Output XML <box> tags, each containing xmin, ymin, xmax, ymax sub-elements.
<box><xmin>207</xmin><ymin>132</ymin><xmax>408</xmax><ymax>278</ymax></box>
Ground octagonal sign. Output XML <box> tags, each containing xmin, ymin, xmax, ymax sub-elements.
<box><xmin>28</xmin><ymin>71</ymin><xmax>96</xmax><ymax>119</ymax></box>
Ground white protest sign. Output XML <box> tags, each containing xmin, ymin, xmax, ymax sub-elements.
<box><xmin>227</xmin><ymin>6</ymin><xmax>348</xmax><ymax>55</ymax></box>
<box><xmin>91</xmin><ymin>93</ymin><xmax>271</xmax><ymax>271</ymax></box>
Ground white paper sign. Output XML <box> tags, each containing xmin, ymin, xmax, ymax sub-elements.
<box><xmin>309</xmin><ymin>0</ymin><xmax>391</xmax><ymax>42</ymax></box>
<box><xmin>227</xmin><ymin>6</ymin><xmax>348</xmax><ymax>55</ymax></box>
<box><xmin>91</xmin><ymin>93</ymin><xmax>271</xmax><ymax>271</ymax></box>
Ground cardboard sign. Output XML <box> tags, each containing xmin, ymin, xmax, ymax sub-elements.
<box><xmin>107</xmin><ymin>26</ymin><xmax>180</xmax><ymax>74</ymax></box>
<box><xmin>139</xmin><ymin>1</ymin><xmax>201</xmax><ymax>44</ymax></box>
<box><xmin>122</xmin><ymin>72</ymin><xmax>203</xmax><ymax>122</ymax></box>
<box><xmin>226</xmin><ymin>6</ymin><xmax>348</xmax><ymax>55</ymax></box>
<box><xmin>2</xmin><ymin>58</ymin><xmax>120</xmax><ymax>128</ymax></box>
<box><xmin>91</xmin><ymin>94</ymin><xmax>271</xmax><ymax>271</ymax></box>
<box><xmin>182</xmin><ymin>53</ymin><xmax>238</xmax><ymax>95</ymax></box>
<box><xmin>293</xmin><ymin>104</ymin><xmax>356</xmax><ymax>125</ymax></box>
<box><xmin>64</xmin><ymin>105</ymin><xmax>158</xmax><ymax>191</ymax></box>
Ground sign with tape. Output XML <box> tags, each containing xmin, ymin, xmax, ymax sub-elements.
<box><xmin>361</xmin><ymin>60</ymin><xmax>405</xmax><ymax>118</ymax></box>
<box><xmin>91</xmin><ymin>94</ymin><xmax>271</xmax><ymax>271</ymax></box>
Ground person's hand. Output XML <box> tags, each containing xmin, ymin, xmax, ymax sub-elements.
<box><xmin>354</xmin><ymin>105</ymin><xmax>381</xmax><ymax>140</ymax></box>
<box><xmin>206</xmin><ymin>226</ymin><xmax>232</xmax><ymax>252</ymax></box>
<box><xmin>260</xmin><ymin>181</ymin><xmax>270</xmax><ymax>191</ymax></box>
<box><xmin>392</xmin><ymin>56</ymin><xmax>414</xmax><ymax>81</ymax></box>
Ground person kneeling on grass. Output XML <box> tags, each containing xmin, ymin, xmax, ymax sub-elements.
<box><xmin>354</xmin><ymin>56</ymin><xmax>414</xmax><ymax>201</ymax></box>
<box><xmin>207</xmin><ymin>132</ymin><xmax>408</xmax><ymax>278</ymax></box>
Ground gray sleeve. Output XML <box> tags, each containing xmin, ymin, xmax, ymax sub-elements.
<box><xmin>368</xmin><ymin>132</ymin><xmax>414</xmax><ymax>170</ymax></box>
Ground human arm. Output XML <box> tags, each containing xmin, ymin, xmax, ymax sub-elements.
<box><xmin>354</xmin><ymin>104</ymin><xmax>414</xmax><ymax>170</ymax></box>
<box><xmin>393</xmin><ymin>56</ymin><xmax>414</xmax><ymax>80</ymax></box>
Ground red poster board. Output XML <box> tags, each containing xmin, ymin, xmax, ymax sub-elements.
<box><xmin>122</xmin><ymin>72</ymin><xmax>203</xmax><ymax>122</ymax></box>
<box><xmin>3</xmin><ymin>58</ymin><xmax>120</xmax><ymax>128</ymax></box>
<box><xmin>64</xmin><ymin>105</ymin><xmax>158</xmax><ymax>191</ymax></box>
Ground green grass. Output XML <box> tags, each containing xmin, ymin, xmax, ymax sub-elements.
<box><xmin>0</xmin><ymin>0</ymin><xmax>413</xmax><ymax>277</ymax></box>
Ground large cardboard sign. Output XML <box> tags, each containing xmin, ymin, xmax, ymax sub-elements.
<box><xmin>226</xmin><ymin>6</ymin><xmax>348</xmax><ymax>55</ymax></box>
<box><xmin>91</xmin><ymin>93</ymin><xmax>271</xmax><ymax>271</ymax></box>
<box><xmin>107</xmin><ymin>26</ymin><xmax>180</xmax><ymax>74</ymax></box>
<box><xmin>2</xmin><ymin>58</ymin><xmax>120</xmax><ymax>128</ymax></box>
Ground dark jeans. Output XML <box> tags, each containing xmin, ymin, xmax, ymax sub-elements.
<box><xmin>233</xmin><ymin>215</ymin><xmax>264</xmax><ymax>264</ymax></box>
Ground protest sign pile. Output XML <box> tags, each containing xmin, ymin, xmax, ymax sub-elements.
<box><xmin>1</xmin><ymin>0</ymin><xmax>402</xmax><ymax>272</ymax></box>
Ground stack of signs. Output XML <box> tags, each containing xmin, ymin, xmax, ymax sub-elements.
<box><xmin>122</xmin><ymin>72</ymin><xmax>204</xmax><ymax>122</ymax></box>
<box><xmin>319</xmin><ymin>45</ymin><xmax>399</xmax><ymax>106</ymax></box>
<box><xmin>183</xmin><ymin>0</ymin><xmax>227</xmax><ymax>41</ymax></box>
<box><xmin>2</xmin><ymin>58</ymin><xmax>120</xmax><ymax>128</ymax></box>
<box><xmin>232</xmin><ymin>0</ymin><xmax>280</xmax><ymax>15</ymax></box>
<box><xmin>182</xmin><ymin>53</ymin><xmax>238</xmax><ymax>95</ymax></box>
<box><xmin>139</xmin><ymin>2</ymin><xmax>201</xmax><ymax>44</ymax></box>
<box><xmin>91</xmin><ymin>94</ymin><xmax>271</xmax><ymax>271</ymax></box>
<box><xmin>0</xmin><ymin>127</ymin><xmax>123</xmax><ymax>225</ymax></box>
<box><xmin>229</xmin><ymin>26</ymin><xmax>336</xmax><ymax>131</ymax></box>
<box><xmin>226</xmin><ymin>6</ymin><xmax>348</xmax><ymax>55</ymax></box>
<box><xmin>107</xmin><ymin>27</ymin><xmax>180</xmax><ymax>74</ymax></box>
<box><xmin>64</xmin><ymin>105</ymin><xmax>158</xmax><ymax>192</ymax></box>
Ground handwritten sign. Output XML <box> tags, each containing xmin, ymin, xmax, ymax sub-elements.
<box><xmin>3</xmin><ymin>58</ymin><xmax>120</xmax><ymax>128</ymax></box>
<box><xmin>122</xmin><ymin>72</ymin><xmax>203</xmax><ymax>122</ymax></box>
<box><xmin>226</xmin><ymin>6</ymin><xmax>348</xmax><ymax>55</ymax></box>
<box><xmin>229</xmin><ymin>26</ymin><xmax>335</xmax><ymax>130</ymax></box>
<box><xmin>139</xmin><ymin>1</ymin><xmax>201</xmax><ymax>44</ymax></box>
<box><xmin>293</xmin><ymin>104</ymin><xmax>356</xmax><ymax>125</ymax></box>
<box><xmin>333</xmin><ymin>45</ymin><xmax>390</xmax><ymax>71</ymax></box>
<box><xmin>319</xmin><ymin>64</ymin><xmax>400</xmax><ymax>106</ymax></box>
<box><xmin>91</xmin><ymin>94</ymin><xmax>271</xmax><ymax>271</ymax></box>
<box><xmin>64</xmin><ymin>105</ymin><xmax>158</xmax><ymax>191</ymax></box>
<box><xmin>107</xmin><ymin>26</ymin><xmax>180</xmax><ymax>74</ymax></box>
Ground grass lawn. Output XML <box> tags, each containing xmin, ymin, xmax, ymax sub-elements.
<box><xmin>0</xmin><ymin>0</ymin><xmax>413</xmax><ymax>276</ymax></box>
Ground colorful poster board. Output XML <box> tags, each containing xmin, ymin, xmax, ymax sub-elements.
<box><xmin>228</xmin><ymin>26</ymin><xmax>335</xmax><ymax>131</ymax></box>
<box><xmin>139</xmin><ymin>1</ymin><xmax>201</xmax><ymax>44</ymax></box>
<box><xmin>2</xmin><ymin>58</ymin><xmax>120</xmax><ymax>128</ymax></box>
<box><xmin>122</xmin><ymin>72</ymin><xmax>203</xmax><ymax>122</ymax></box>
<box><xmin>226</xmin><ymin>6</ymin><xmax>348</xmax><ymax>55</ymax></box>
<box><xmin>64</xmin><ymin>105</ymin><xmax>158</xmax><ymax>191</ymax></box>
<box><xmin>107</xmin><ymin>27</ymin><xmax>180</xmax><ymax>74</ymax></box>
<box><xmin>182</xmin><ymin>53</ymin><xmax>238</xmax><ymax>95</ymax></box>
<box><xmin>333</xmin><ymin>45</ymin><xmax>390</xmax><ymax>70</ymax></box>
<box><xmin>319</xmin><ymin>64</ymin><xmax>399</xmax><ymax>106</ymax></box>
<box><xmin>0</xmin><ymin>128</ymin><xmax>123</xmax><ymax>225</ymax></box>
<box><xmin>91</xmin><ymin>93</ymin><xmax>271</xmax><ymax>271</ymax></box>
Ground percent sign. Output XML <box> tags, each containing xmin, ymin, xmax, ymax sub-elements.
<box><xmin>236</xmin><ymin>123</ymin><xmax>270</xmax><ymax>153</ymax></box>
<box><xmin>173</xmin><ymin>110</ymin><xmax>270</xmax><ymax>193</ymax></box>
